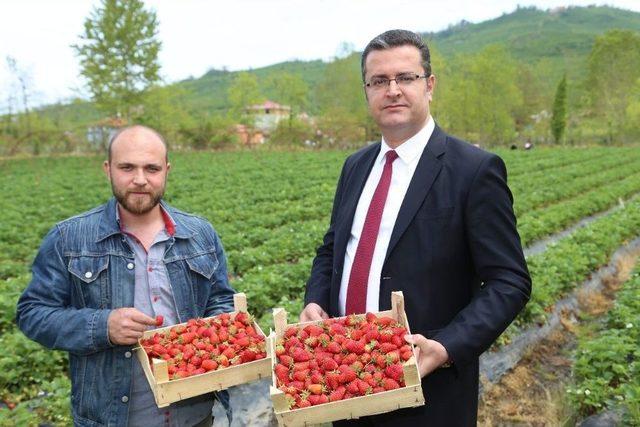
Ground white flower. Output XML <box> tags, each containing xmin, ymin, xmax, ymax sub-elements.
<box><xmin>585</xmin><ymin>389</ymin><xmax>591</xmax><ymax>396</ymax></box>
<box><xmin>626</xmin><ymin>323</ymin><xmax>633</xmax><ymax>329</ymax></box>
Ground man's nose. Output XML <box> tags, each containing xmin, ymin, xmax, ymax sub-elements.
<box><xmin>386</xmin><ymin>80</ymin><xmax>402</xmax><ymax>96</ymax></box>
<box><xmin>133</xmin><ymin>169</ymin><xmax>147</xmax><ymax>185</ymax></box>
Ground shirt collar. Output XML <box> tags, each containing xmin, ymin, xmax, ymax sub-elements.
<box><xmin>115</xmin><ymin>202</ymin><xmax>176</xmax><ymax>237</ymax></box>
<box><xmin>379</xmin><ymin>115</ymin><xmax>435</xmax><ymax>165</ymax></box>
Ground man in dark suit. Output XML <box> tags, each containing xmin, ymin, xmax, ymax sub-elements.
<box><xmin>301</xmin><ymin>29</ymin><xmax>531</xmax><ymax>426</ymax></box>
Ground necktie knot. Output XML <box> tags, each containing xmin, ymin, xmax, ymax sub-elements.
<box><xmin>385</xmin><ymin>150</ymin><xmax>399</xmax><ymax>165</ymax></box>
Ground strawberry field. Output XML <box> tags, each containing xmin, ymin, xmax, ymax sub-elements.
<box><xmin>2</xmin><ymin>147</ymin><xmax>640</xmax><ymax>425</ymax></box>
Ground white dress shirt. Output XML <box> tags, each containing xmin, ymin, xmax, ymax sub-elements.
<box><xmin>339</xmin><ymin>117</ymin><xmax>435</xmax><ymax>316</ymax></box>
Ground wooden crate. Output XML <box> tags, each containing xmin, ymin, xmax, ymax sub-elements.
<box><xmin>135</xmin><ymin>293</ymin><xmax>272</xmax><ymax>408</ymax></box>
<box><xmin>269</xmin><ymin>291</ymin><xmax>425</xmax><ymax>426</ymax></box>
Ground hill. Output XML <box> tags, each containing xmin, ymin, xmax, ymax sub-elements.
<box><xmin>39</xmin><ymin>5</ymin><xmax>640</xmax><ymax>125</ymax></box>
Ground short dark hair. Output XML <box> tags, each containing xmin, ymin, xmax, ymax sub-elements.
<box><xmin>361</xmin><ymin>29</ymin><xmax>431</xmax><ymax>82</ymax></box>
<box><xmin>107</xmin><ymin>125</ymin><xmax>168</xmax><ymax>162</ymax></box>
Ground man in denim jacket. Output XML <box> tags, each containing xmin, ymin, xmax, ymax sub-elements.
<box><xmin>17</xmin><ymin>125</ymin><xmax>236</xmax><ymax>426</ymax></box>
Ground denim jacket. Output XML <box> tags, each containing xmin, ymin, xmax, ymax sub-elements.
<box><xmin>16</xmin><ymin>198</ymin><xmax>236</xmax><ymax>426</ymax></box>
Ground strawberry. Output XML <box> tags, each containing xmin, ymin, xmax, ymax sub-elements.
<box><xmin>155</xmin><ymin>315</ymin><xmax>164</xmax><ymax>327</ymax></box>
<box><xmin>274</xmin><ymin>364</ymin><xmax>290</xmax><ymax>383</ymax></box>
<box><xmin>201</xmin><ymin>359</ymin><xmax>218</xmax><ymax>371</ymax></box>
<box><xmin>308</xmin><ymin>384</ymin><xmax>323</xmax><ymax>395</ymax></box>
<box><xmin>279</xmin><ymin>354</ymin><xmax>294</xmax><ymax>366</ymax></box>
<box><xmin>240</xmin><ymin>349</ymin><xmax>256</xmax><ymax>362</ymax></box>
<box><xmin>346</xmin><ymin>379</ymin><xmax>360</xmax><ymax>394</ymax></box>
<box><xmin>326</xmin><ymin>341</ymin><xmax>341</xmax><ymax>354</ymax></box>
<box><xmin>298</xmin><ymin>399</ymin><xmax>311</xmax><ymax>408</ymax></box>
<box><xmin>379</xmin><ymin>343</ymin><xmax>398</xmax><ymax>354</ymax></box>
<box><xmin>345</xmin><ymin>340</ymin><xmax>365</xmax><ymax>355</ymax></box>
<box><xmin>384</xmin><ymin>364</ymin><xmax>404</xmax><ymax>382</ymax></box>
<box><xmin>338</xmin><ymin>365</ymin><xmax>357</xmax><ymax>383</ymax></box>
<box><xmin>329</xmin><ymin>386</ymin><xmax>346</xmax><ymax>402</ymax></box>
<box><xmin>322</xmin><ymin>358</ymin><xmax>338</xmax><ymax>371</ymax></box>
<box><xmin>383</xmin><ymin>378</ymin><xmax>400</xmax><ymax>390</ymax></box>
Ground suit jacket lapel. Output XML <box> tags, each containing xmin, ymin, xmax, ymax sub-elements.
<box><xmin>384</xmin><ymin>126</ymin><xmax>447</xmax><ymax>262</ymax></box>
<box><xmin>334</xmin><ymin>144</ymin><xmax>380</xmax><ymax>274</ymax></box>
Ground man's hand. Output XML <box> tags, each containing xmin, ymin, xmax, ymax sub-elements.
<box><xmin>108</xmin><ymin>308</ymin><xmax>157</xmax><ymax>345</ymax></box>
<box><xmin>299</xmin><ymin>303</ymin><xmax>329</xmax><ymax>322</ymax></box>
<box><xmin>404</xmin><ymin>334</ymin><xmax>450</xmax><ymax>378</ymax></box>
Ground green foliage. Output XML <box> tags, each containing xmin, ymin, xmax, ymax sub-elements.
<box><xmin>178</xmin><ymin>114</ymin><xmax>238</xmax><ymax>150</ymax></box>
<box><xmin>265</xmin><ymin>72</ymin><xmax>309</xmax><ymax>117</ymax></box>
<box><xmin>315</xmin><ymin>53</ymin><xmax>371</xmax><ymax>145</ymax></box>
<box><xmin>586</xmin><ymin>29</ymin><xmax>640</xmax><ymax>143</ymax></box>
<box><xmin>568</xmin><ymin>269</ymin><xmax>640</xmax><ymax>424</ymax></box>
<box><xmin>0</xmin><ymin>331</ymin><xmax>67</xmax><ymax>401</ymax></box>
<box><xmin>551</xmin><ymin>74</ymin><xmax>567</xmax><ymax>144</ymax></box>
<box><xmin>73</xmin><ymin>0</ymin><xmax>161</xmax><ymax>119</ymax></box>
<box><xmin>3</xmin><ymin>147</ymin><xmax>640</xmax><ymax>423</ymax></box>
<box><xmin>438</xmin><ymin>45</ymin><xmax>522</xmax><ymax>144</ymax></box>
<box><xmin>268</xmin><ymin>117</ymin><xmax>315</xmax><ymax>147</ymax></box>
<box><xmin>137</xmin><ymin>85</ymin><xmax>193</xmax><ymax>146</ymax></box>
<box><xmin>227</xmin><ymin>72</ymin><xmax>264</xmax><ymax>123</ymax></box>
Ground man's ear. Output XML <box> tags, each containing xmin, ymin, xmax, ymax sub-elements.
<box><xmin>102</xmin><ymin>160</ymin><xmax>111</xmax><ymax>179</ymax></box>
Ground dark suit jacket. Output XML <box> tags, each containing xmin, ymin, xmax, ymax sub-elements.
<box><xmin>305</xmin><ymin>125</ymin><xmax>531</xmax><ymax>426</ymax></box>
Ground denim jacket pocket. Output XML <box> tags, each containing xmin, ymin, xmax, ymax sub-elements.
<box><xmin>185</xmin><ymin>252</ymin><xmax>219</xmax><ymax>280</ymax></box>
<box><xmin>68</xmin><ymin>255</ymin><xmax>110</xmax><ymax>308</ymax></box>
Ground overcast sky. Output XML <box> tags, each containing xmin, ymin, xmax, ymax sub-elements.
<box><xmin>1</xmin><ymin>0</ymin><xmax>639</xmax><ymax>108</ymax></box>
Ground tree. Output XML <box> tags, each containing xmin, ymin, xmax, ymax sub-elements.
<box><xmin>586</xmin><ymin>30</ymin><xmax>640</xmax><ymax>143</ymax></box>
<box><xmin>73</xmin><ymin>0</ymin><xmax>161</xmax><ymax>119</ymax></box>
<box><xmin>265</xmin><ymin>72</ymin><xmax>309</xmax><ymax>121</ymax></box>
<box><xmin>227</xmin><ymin>72</ymin><xmax>263</xmax><ymax>123</ymax></box>
<box><xmin>439</xmin><ymin>45</ymin><xmax>522</xmax><ymax>145</ymax></box>
<box><xmin>5</xmin><ymin>56</ymin><xmax>36</xmax><ymax>154</ymax></box>
<box><xmin>315</xmin><ymin>52</ymin><xmax>371</xmax><ymax>145</ymax></box>
<box><xmin>551</xmin><ymin>74</ymin><xmax>567</xmax><ymax>144</ymax></box>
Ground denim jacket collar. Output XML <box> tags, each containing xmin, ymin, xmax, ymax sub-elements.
<box><xmin>96</xmin><ymin>198</ymin><xmax>196</xmax><ymax>243</ymax></box>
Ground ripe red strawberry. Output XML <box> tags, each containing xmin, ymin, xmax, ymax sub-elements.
<box><xmin>155</xmin><ymin>315</ymin><xmax>164</xmax><ymax>327</ymax></box>
<box><xmin>345</xmin><ymin>340</ymin><xmax>365</xmax><ymax>355</ymax></box>
<box><xmin>329</xmin><ymin>386</ymin><xmax>346</xmax><ymax>402</ymax></box>
<box><xmin>298</xmin><ymin>399</ymin><xmax>311</xmax><ymax>408</ymax></box>
<box><xmin>235</xmin><ymin>336</ymin><xmax>250</xmax><ymax>347</ymax></box>
<box><xmin>279</xmin><ymin>354</ymin><xmax>293</xmax><ymax>366</ymax></box>
<box><xmin>326</xmin><ymin>341</ymin><xmax>341</xmax><ymax>354</ymax></box>
<box><xmin>293</xmin><ymin>369</ymin><xmax>309</xmax><ymax>382</ymax></box>
<box><xmin>325</xmin><ymin>371</ymin><xmax>340</xmax><ymax>390</ymax></box>
<box><xmin>383</xmin><ymin>378</ymin><xmax>400</xmax><ymax>390</ymax></box>
<box><xmin>201</xmin><ymin>359</ymin><xmax>218</xmax><ymax>371</ymax></box>
<box><xmin>284</xmin><ymin>326</ymin><xmax>299</xmax><ymax>338</ymax></box>
<box><xmin>338</xmin><ymin>365</ymin><xmax>357</xmax><ymax>384</ymax></box>
<box><xmin>357</xmin><ymin>378</ymin><xmax>371</xmax><ymax>395</ymax></box>
<box><xmin>292</xmin><ymin>347</ymin><xmax>311</xmax><ymax>362</ymax></box>
<box><xmin>273</xmin><ymin>363</ymin><xmax>289</xmax><ymax>383</ymax></box>
<box><xmin>310</xmin><ymin>371</ymin><xmax>324</xmax><ymax>385</ymax></box>
<box><xmin>379</xmin><ymin>343</ymin><xmax>398</xmax><ymax>354</ymax></box>
<box><xmin>384</xmin><ymin>364</ymin><xmax>404</xmax><ymax>382</ymax></box>
<box><xmin>346</xmin><ymin>379</ymin><xmax>359</xmax><ymax>394</ymax></box>
<box><xmin>376</xmin><ymin>316</ymin><xmax>395</xmax><ymax>327</ymax></box>
<box><xmin>240</xmin><ymin>349</ymin><xmax>256</xmax><ymax>362</ymax></box>
<box><xmin>322</xmin><ymin>358</ymin><xmax>338</xmax><ymax>371</ymax></box>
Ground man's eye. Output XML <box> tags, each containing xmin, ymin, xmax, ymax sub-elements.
<box><xmin>121</xmin><ymin>165</ymin><xmax>133</xmax><ymax>171</ymax></box>
<box><xmin>397</xmin><ymin>74</ymin><xmax>415</xmax><ymax>83</ymax></box>
<box><xmin>371</xmin><ymin>78</ymin><xmax>388</xmax><ymax>87</ymax></box>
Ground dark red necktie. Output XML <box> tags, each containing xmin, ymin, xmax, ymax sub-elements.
<box><xmin>345</xmin><ymin>150</ymin><xmax>399</xmax><ymax>315</ymax></box>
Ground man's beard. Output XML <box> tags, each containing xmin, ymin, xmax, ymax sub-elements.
<box><xmin>112</xmin><ymin>184</ymin><xmax>164</xmax><ymax>215</ymax></box>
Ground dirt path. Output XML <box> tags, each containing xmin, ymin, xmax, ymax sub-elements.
<box><xmin>478</xmin><ymin>252</ymin><xmax>639</xmax><ymax>426</ymax></box>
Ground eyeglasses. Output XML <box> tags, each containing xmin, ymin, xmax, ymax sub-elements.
<box><xmin>364</xmin><ymin>73</ymin><xmax>428</xmax><ymax>90</ymax></box>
